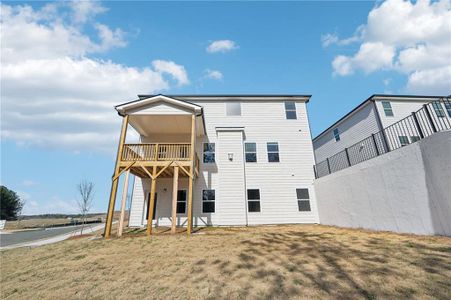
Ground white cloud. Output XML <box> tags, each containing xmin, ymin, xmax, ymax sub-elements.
<box><xmin>1</xmin><ymin>2</ymin><xmax>189</xmax><ymax>153</ymax></box>
<box><xmin>206</xmin><ymin>39</ymin><xmax>238</xmax><ymax>53</ymax></box>
<box><xmin>152</xmin><ymin>60</ymin><xmax>189</xmax><ymax>86</ymax></box>
<box><xmin>21</xmin><ymin>180</ymin><xmax>37</xmax><ymax>187</ymax></box>
<box><xmin>204</xmin><ymin>69</ymin><xmax>223</xmax><ymax>80</ymax></box>
<box><xmin>333</xmin><ymin>42</ymin><xmax>395</xmax><ymax>76</ymax></box>
<box><xmin>327</xmin><ymin>0</ymin><xmax>451</xmax><ymax>94</ymax></box>
<box><xmin>22</xmin><ymin>196</ymin><xmax>79</xmax><ymax>215</ymax></box>
<box><xmin>321</xmin><ymin>31</ymin><xmax>362</xmax><ymax>47</ymax></box>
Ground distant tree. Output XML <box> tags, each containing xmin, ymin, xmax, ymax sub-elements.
<box><xmin>0</xmin><ymin>186</ymin><xmax>25</xmax><ymax>220</ymax></box>
<box><xmin>76</xmin><ymin>180</ymin><xmax>95</xmax><ymax>234</ymax></box>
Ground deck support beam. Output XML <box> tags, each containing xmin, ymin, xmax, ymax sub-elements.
<box><xmin>171</xmin><ymin>166</ymin><xmax>179</xmax><ymax>234</ymax></box>
<box><xmin>187</xmin><ymin>114</ymin><xmax>196</xmax><ymax>235</ymax></box>
<box><xmin>146</xmin><ymin>166</ymin><xmax>157</xmax><ymax>236</ymax></box>
<box><xmin>104</xmin><ymin>115</ymin><xmax>129</xmax><ymax>238</ymax></box>
<box><xmin>117</xmin><ymin>169</ymin><xmax>130</xmax><ymax>237</ymax></box>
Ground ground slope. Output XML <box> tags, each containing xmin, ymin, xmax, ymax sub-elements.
<box><xmin>1</xmin><ymin>225</ymin><xmax>450</xmax><ymax>299</ymax></box>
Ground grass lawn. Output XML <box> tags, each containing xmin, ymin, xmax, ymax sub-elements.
<box><xmin>1</xmin><ymin>225</ymin><xmax>450</xmax><ymax>299</ymax></box>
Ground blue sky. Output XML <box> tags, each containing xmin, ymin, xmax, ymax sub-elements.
<box><xmin>1</xmin><ymin>0</ymin><xmax>450</xmax><ymax>215</ymax></box>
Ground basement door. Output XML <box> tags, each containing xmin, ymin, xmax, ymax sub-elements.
<box><xmin>216</xmin><ymin>129</ymin><xmax>247</xmax><ymax>225</ymax></box>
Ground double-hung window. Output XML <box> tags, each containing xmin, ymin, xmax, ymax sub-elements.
<box><xmin>247</xmin><ymin>189</ymin><xmax>261</xmax><ymax>212</ymax></box>
<box><xmin>177</xmin><ymin>190</ymin><xmax>186</xmax><ymax>214</ymax></box>
<box><xmin>203</xmin><ymin>143</ymin><xmax>215</xmax><ymax>163</ymax></box>
<box><xmin>285</xmin><ymin>101</ymin><xmax>297</xmax><ymax>119</ymax></box>
<box><xmin>382</xmin><ymin>101</ymin><xmax>394</xmax><ymax>117</ymax></box>
<box><xmin>245</xmin><ymin>142</ymin><xmax>257</xmax><ymax>162</ymax></box>
<box><xmin>202</xmin><ymin>190</ymin><xmax>215</xmax><ymax>213</ymax></box>
<box><xmin>333</xmin><ymin>128</ymin><xmax>340</xmax><ymax>142</ymax></box>
<box><xmin>267</xmin><ymin>142</ymin><xmax>279</xmax><ymax>162</ymax></box>
<box><xmin>226</xmin><ymin>102</ymin><xmax>241</xmax><ymax>116</ymax></box>
<box><xmin>432</xmin><ymin>101</ymin><xmax>445</xmax><ymax>118</ymax></box>
<box><xmin>296</xmin><ymin>188</ymin><xmax>311</xmax><ymax>212</ymax></box>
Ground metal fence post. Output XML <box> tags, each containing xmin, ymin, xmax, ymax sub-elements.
<box><xmin>423</xmin><ymin>103</ymin><xmax>437</xmax><ymax>133</ymax></box>
<box><xmin>344</xmin><ymin>148</ymin><xmax>351</xmax><ymax>167</ymax></box>
<box><xmin>371</xmin><ymin>133</ymin><xmax>380</xmax><ymax>156</ymax></box>
<box><xmin>326</xmin><ymin>158</ymin><xmax>331</xmax><ymax>174</ymax></box>
<box><xmin>412</xmin><ymin>111</ymin><xmax>424</xmax><ymax>139</ymax></box>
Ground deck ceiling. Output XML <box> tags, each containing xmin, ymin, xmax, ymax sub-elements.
<box><xmin>124</xmin><ymin>165</ymin><xmax>191</xmax><ymax>179</ymax></box>
<box><xmin>129</xmin><ymin>115</ymin><xmax>192</xmax><ymax>136</ymax></box>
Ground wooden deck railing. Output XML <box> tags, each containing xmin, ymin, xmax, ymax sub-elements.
<box><xmin>122</xmin><ymin>143</ymin><xmax>191</xmax><ymax>161</ymax></box>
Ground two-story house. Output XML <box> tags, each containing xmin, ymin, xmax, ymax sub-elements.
<box><xmin>104</xmin><ymin>94</ymin><xmax>319</xmax><ymax>237</ymax></box>
<box><xmin>312</xmin><ymin>94</ymin><xmax>450</xmax><ymax>164</ymax></box>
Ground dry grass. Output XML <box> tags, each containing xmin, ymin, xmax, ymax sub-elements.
<box><xmin>1</xmin><ymin>225</ymin><xmax>450</xmax><ymax>299</ymax></box>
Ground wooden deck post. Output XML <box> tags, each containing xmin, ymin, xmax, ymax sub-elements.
<box><xmin>187</xmin><ymin>114</ymin><xmax>196</xmax><ymax>235</ymax></box>
<box><xmin>146</xmin><ymin>166</ymin><xmax>157</xmax><ymax>236</ymax></box>
<box><xmin>104</xmin><ymin>115</ymin><xmax>129</xmax><ymax>238</ymax></box>
<box><xmin>117</xmin><ymin>169</ymin><xmax>130</xmax><ymax>237</ymax></box>
<box><xmin>171</xmin><ymin>166</ymin><xmax>179</xmax><ymax>234</ymax></box>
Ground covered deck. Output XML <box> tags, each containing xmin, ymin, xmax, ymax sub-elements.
<box><xmin>104</xmin><ymin>95</ymin><xmax>205</xmax><ymax>238</ymax></box>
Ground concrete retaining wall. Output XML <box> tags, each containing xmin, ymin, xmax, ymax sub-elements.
<box><xmin>315</xmin><ymin>130</ymin><xmax>451</xmax><ymax>236</ymax></box>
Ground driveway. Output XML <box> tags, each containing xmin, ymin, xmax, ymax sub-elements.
<box><xmin>0</xmin><ymin>224</ymin><xmax>103</xmax><ymax>248</ymax></box>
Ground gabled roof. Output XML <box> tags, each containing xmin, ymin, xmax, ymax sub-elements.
<box><xmin>115</xmin><ymin>94</ymin><xmax>203</xmax><ymax>116</ymax></box>
<box><xmin>312</xmin><ymin>94</ymin><xmax>445</xmax><ymax>142</ymax></box>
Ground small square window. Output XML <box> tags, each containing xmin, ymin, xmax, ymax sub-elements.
<box><xmin>203</xmin><ymin>143</ymin><xmax>215</xmax><ymax>163</ymax></box>
<box><xmin>226</xmin><ymin>102</ymin><xmax>241</xmax><ymax>116</ymax></box>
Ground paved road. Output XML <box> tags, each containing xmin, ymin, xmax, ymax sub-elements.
<box><xmin>0</xmin><ymin>224</ymin><xmax>99</xmax><ymax>247</ymax></box>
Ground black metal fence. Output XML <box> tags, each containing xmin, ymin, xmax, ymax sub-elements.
<box><xmin>315</xmin><ymin>97</ymin><xmax>451</xmax><ymax>178</ymax></box>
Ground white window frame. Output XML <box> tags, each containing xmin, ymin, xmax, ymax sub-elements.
<box><xmin>202</xmin><ymin>189</ymin><xmax>215</xmax><ymax>213</ymax></box>
<box><xmin>382</xmin><ymin>101</ymin><xmax>394</xmax><ymax>117</ymax></box>
<box><xmin>267</xmin><ymin>142</ymin><xmax>280</xmax><ymax>162</ymax></box>
<box><xmin>247</xmin><ymin>189</ymin><xmax>261</xmax><ymax>213</ymax></box>
<box><xmin>296</xmin><ymin>188</ymin><xmax>311</xmax><ymax>212</ymax></box>
<box><xmin>284</xmin><ymin>101</ymin><xmax>297</xmax><ymax>119</ymax></box>
<box><xmin>244</xmin><ymin>142</ymin><xmax>257</xmax><ymax>163</ymax></box>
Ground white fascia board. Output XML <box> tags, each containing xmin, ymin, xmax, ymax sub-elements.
<box><xmin>116</xmin><ymin>95</ymin><xmax>202</xmax><ymax>114</ymax></box>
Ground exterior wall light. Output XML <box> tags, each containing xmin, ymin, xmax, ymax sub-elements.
<box><xmin>228</xmin><ymin>153</ymin><xmax>233</xmax><ymax>161</ymax></box>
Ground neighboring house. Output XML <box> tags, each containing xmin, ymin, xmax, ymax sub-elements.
<box><xmin>104</xmin><ymin>94</ymin><xmax>319</xmax><ymax>237</ymax></box>
<box><xmin>312</xmin><ymin>94</ymin><xmax>450</xmax><ymax>164</ymax></box>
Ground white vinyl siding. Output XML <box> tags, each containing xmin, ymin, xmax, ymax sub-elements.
<box><xmin>129</xmin><ymin>98</ymin><xmax>319</xmax><ymax>227</ymax></box>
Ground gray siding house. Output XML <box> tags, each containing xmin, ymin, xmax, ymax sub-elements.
<box><xmin>312</xmin><ymin>95</ymin><xmax>448</xmax><ymax>164</ymax></box>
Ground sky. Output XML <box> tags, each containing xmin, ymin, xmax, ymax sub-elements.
<box><xmin>1</xmin><ymin>0</ymin><xmax>450</xmax><ymax>215</ymax></box>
